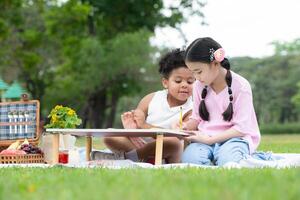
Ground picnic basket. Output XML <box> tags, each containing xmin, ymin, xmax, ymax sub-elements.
<box><xmin>0</xmin><ymin>94</ymin><xmax>44</xmax><ymax>164</ymax></box>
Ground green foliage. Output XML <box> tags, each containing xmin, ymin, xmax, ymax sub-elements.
<box><xmin>44</xmin><ymin>105</ymin><xmax>82</xmax><ymax>128</ymax></box>
<box><xmin>45</xmin><ymin>0</ymin><xmax>91</xmax><ymax>39</ymax></box>
<box><xmin>0</xmin><ymin>0</ymin><xmax>204</xmax><ymax>127</ymax></box>
<box><xmin>85</xmin><ymin>0</ymin><xmax>205</xmax><ymax>40</ymax></box>
<box><xmin>272</xmin><ymin>38</ymin><xmax>300</xmax><ymax>55</ymax></box>
<box><xmin>232</xmin><ymin>46</ymin><xmax>300</xmax><ymax>124</ymax></box>
<box><xmin>43</xmin><ymin>30</ymin><xmax>156</xmax><ymax>114</ymax></box>
<box><xmin>292</xmin><ymin>82</ymin><xmax>300</xmax><ymax>110</ymax></box>
<box><xmin>260</xmin><ymin>123</ymin><xmax>300</xmax><ymax>134</ymax></box>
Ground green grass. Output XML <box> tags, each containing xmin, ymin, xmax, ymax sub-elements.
<box><xmin>0</xmin><ymin>134</ymin><xmax>299</xmax><ymax>200</ymax></box>
<box><xmin>258</xmin><ymin>134</ymin><xmax>300</xmax><ymax>153</ymax></box>
<box><xmin>0</xmin><ymin>168</ymin><xmax>299</xmax><ymax>200</ymax></box>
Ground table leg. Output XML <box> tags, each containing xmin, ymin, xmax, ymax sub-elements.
<box><xmin>52</xmin><ymin>134</ymin><xmax>59</xmax><ymax>164</ymax></box>
<box><xmin>86</xmin><ymin>136</ymin><xmax>92</xmax><ymax>161</ymax></box>
<box><xmin>155</xmin><ymin>134</ymin><xmax>164</xmax><ymax>165</ymax></box>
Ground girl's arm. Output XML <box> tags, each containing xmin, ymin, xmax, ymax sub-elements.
<box><xmin>186</xmin><ymin>128</ymin><xmax>244</xmax><ymax>145</ymax></box>
<box><xmin>209</xmin><ymin>128</ymin><xmax>243</xmax><ymax>144</ymax></box>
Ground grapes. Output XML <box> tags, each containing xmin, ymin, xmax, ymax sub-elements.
<box><xmin>20</xmin><ymin>144</ymin><xmax>43</xmax><ymax>154</ymax></box>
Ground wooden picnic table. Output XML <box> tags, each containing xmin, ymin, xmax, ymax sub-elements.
<box><xmin>45</xmin><ymin>128</ymin><xmax>189</xmax><ymax>165</ymax></box>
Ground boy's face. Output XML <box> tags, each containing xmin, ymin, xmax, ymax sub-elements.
<box><xmin>162</xmin><ymin>67</ymin><xmax>194</xmax><ymax>103</ymax></box>
<box><xmin>186</xmin><ymin>61</ymin><xmax>219</xmax><ymax>85</ymax></box>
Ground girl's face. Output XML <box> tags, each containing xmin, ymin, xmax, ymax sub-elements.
<box><xmin>186</xmin><ymin>61</ymin><xmax>219</xmax><ymax>85</ymax></box>
<box><xmin>162</xmin><ymin>67</ymin><xmax>194</xmax><ymax>104</ymax></box>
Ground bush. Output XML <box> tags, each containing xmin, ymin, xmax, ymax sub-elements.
<box><xmin>260</xmin><ymin>123</ymin><xmax>300</xmax><ymax>134</ymax></box>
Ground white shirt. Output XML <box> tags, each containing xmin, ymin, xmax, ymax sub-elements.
<box><xmin>146</xmin><ymin>90</ymin><xmax>193</xmax><ymax>129</ymax></box>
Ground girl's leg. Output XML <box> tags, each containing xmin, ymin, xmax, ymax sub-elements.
<box><xmin>214</xmin><ymin>138</ymin><xmax>249</xmax><ymax>166</ymax></box>
<box><xmin>181</xmin><ymin>143</ymin><xmax>213</xmax><ymax>165</ymax></box>
<box><xmin>103</xmin><ymin>137</ymin><xmax>136</xmax><ymax>152</ymax></box>
<box><xmin>136</xmin><ymin>137</ymin><xmax>183</xmax><ymax>163</ymax></box>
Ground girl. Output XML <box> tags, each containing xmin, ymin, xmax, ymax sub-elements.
<box><xmin>181</xmin><ymin>37</ymin><xmax>261</xmax><ymax>166</ymax></box>
<box><xmin>91</xmin><ymin>49</ymin><xmax>195</xmax><ymax>163</ymax></box>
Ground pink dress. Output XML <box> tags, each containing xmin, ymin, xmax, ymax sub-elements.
<box><xmin>191</xmin><ymin>71</ymin><xmax>261</xmax><ymax>153</ymax></box>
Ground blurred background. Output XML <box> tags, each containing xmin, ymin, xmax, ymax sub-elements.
<box><xmin>0</xmin><ymin>0</ymin><xmax>299</xmax><ymax>133</ymax></box>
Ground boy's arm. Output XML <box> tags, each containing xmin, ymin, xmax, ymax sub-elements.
<box><xmin>134</xmin><ymin>93</ymin><xmax>160</xmax><ymax>129</ymax></box>
<box><xmin>183</xmin><ymin>118</ymin><xmax>199</xmax><ymax>130</ymax></box>
<box><xmin>182</xmin><ymin>110</ymin><xmax>192</xmax><ymax>122</ymax></box>
<box><xmin>133</xmin><ymin>109</ymin><xmax>161</xmax><ymax>129</ymax></box>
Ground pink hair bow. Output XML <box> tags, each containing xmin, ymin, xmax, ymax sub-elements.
<box><xmin>209</xmin><ymin>48</ymin><xmax>225</xmax><ymax>62</ymax></box>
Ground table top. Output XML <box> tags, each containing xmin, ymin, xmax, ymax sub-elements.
<box><xmin>46</xmin><ymin>128</ymin><xmax>190</xmax><ymax>137</ymax></box>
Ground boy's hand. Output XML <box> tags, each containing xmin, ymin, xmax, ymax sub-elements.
<box><xmin>172</xmin><ymin>121</ymin><xmax>187</xmax><ymax>130</ymax></box>
<box><xmin>133</xmin><ymin>109</ymin><xmax>146</xmax><ymax>128</ymax></box>
<box><xmin>121</xmin><ymin>111</ymin><xmax>137</xmax><ymax>129</ymax></box>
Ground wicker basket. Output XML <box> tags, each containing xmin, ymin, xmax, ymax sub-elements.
<box><xmin>0</xmin><ymin>154</ymin><xmax>44</xmax><ymax>164</ymax></box>
<box><xmin>0</xmin><ymin>98</ymin><xmax>41</xmax><ymax>147</ymax></box>
<box><xmin>0</xmin><ymin>95</ymin><xmax>44</xmax><ymax>164</ymax></box>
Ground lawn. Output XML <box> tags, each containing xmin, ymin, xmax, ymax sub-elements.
<box><xmin>0</xmin><ymin>134</ymin><xmax>299</xmax><ymax>200</ymax></box>
<box><xmin>77</xmin><ymin>134</ymin><xmax>300</xmax><ymax>153</ymax></box>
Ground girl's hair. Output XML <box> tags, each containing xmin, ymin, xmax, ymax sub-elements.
<box><xmin>185</xmin><ymin>37</ymin><xmax>233</xmax><ymax>121</ymax></box>
<box><xmin>159</xmin><ymin>48</ymin><xmax>187</xmax><ymax>78</ymax></box>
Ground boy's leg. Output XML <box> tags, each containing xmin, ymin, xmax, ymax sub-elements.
<box><xmin>136</xmin><ymin>137</ymin><xmax>183</xmax><ymax>163</ymax></box>
<box><xmin>214</xmin><ymin>138</ymin><xmax>249</xmax><ymax>166</ymax></box>
<box><xmin>181</xmin><ymin>142</ymin><xmax>213</xmax><ymax>165</ymax></box>
<box><xmin>91</xmin><ymin>137</ymin><xmax>139</xmax><ymax>161</ymax></box>
<box><xmin>103</xmin><ymin>137</ymin><xmax>136</xmax><ymax>152</ymax></box>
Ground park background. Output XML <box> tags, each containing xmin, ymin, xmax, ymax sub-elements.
<box><xmin>0</xmin><ymin>1</ymin><xmax>299</xmax><ymax>199</ymax></box>
<box><xmin>0</xmin><ymin>0</ymin><xmax>300</xmax><ymax>133</ymax></box>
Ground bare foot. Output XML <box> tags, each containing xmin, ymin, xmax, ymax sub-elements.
<box><xmin>121</xmin><ymin>111</ymin><xmax>137</xmax><ymax>129</ymax></box>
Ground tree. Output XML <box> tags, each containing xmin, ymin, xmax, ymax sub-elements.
<box><xmin>231</xmin><ymin>39</ymin><xmax>300</xmax><ymax>124</ymax></box>
<box><xmin>0</xmin><ymin>0</ymin><xmax>57</xmax><ymax>104</ymax></box>
<box><xmin>292</xmin><ymin>82</ymin><xmax>300</xmax><ymax>111</ymax></box>
<box><xmin>272</xmin><ymin>38</ymin><xmax>300</xmax><ymax>56</ymax></box>
<box><xmin>1</xmin><ymin>0</ymin><xmax>206</xmax><ymax>127</ymax></box>
<box><xmin>43</xmin><ymin>0</ymin><xmax>206</xmax><ymax>128</ymax></box>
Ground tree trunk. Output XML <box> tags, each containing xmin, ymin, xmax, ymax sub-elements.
<box><xmin>87</xmin><ymin>15</ymin><xmax>96</xmax><ymax>36</ymax></box>
<box><xmin>279</xmin><ymin>107</ymin><xmax>286</xmax><ymax>123</ymax></box>
<box><xmin>80</xmin><ymin>103</ymin><xmax>89</xmax><ymax>128</ymax></box>
<box><xmin>88</xmin><ymin>89</ymin><xmax>107</xmax><ymax>128</ymax></box>
<box><xmin>105</xmin><ymin>91</ymin><xmax>119</xmax><ymax>128</ymax></box>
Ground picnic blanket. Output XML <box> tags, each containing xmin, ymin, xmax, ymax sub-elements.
<box><xmin>1</xmin><ymin>153</ymin><xmax>299</xmax><ymax>169</ymax></box>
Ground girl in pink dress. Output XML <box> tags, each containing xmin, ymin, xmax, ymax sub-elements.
<box><xmin>181</xmin><ymin>37</ymin><xmax>261</xmax><ymax>166</ymax></box>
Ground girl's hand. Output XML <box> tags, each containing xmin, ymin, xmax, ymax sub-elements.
<box><xmin>133</xmin><ymin>109</ymin><xmax>146</xmax><ymax>128</ymax></box>
<box><xmin>184</xmin><ymin>132</ymin><xmax>212</xmax><ymax>145</ymax></box>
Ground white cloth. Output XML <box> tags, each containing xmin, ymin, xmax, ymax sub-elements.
<box><xmin>67</xmin><ymin>153</ymin><xmax>300</xmax><ymax>169</ymax></box>
<box><xmin>1</xmin><ymin>153</ymin><xmax>299</xmax><ymax>169</ymax></box>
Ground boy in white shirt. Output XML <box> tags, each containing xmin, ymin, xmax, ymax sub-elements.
<box><xmin>92</xmin><ymin>49</ymin><xmax>195</xmax><ymax>163</ymax></box>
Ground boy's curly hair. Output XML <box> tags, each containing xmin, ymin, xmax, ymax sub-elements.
<box><xmin>158</xmin><ymin>48</ymin><xmax>187</xmax><ymax>78</ymax></box>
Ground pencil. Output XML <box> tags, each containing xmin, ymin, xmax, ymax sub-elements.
<box><xmin>179</xmin><ymin>106</ymin><xmax>183</xmax><ymax>130</ymax></box>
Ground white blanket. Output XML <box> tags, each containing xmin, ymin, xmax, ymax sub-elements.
<box><xmin>73</xmin><ymin>153</ymin><xmax>300</xmax><ymax>169</ymax></box>
<box><xmin>0</xmin><ymin>153</ymin><xmax>299</xmax><ymax>169</ymax></box>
